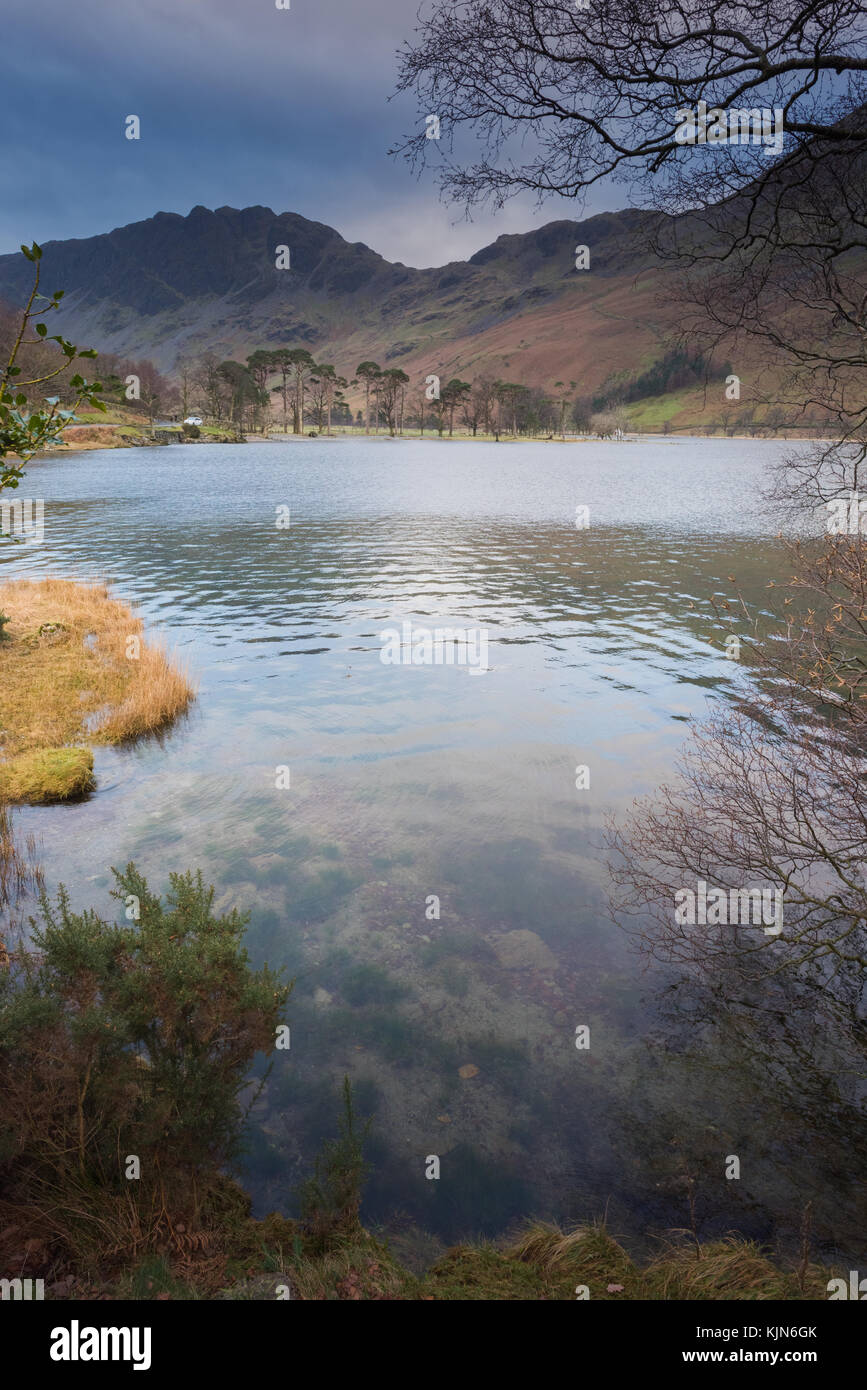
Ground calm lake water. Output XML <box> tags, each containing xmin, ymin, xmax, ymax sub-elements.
<box><xmin>3</xmin><ymin>435</ymin><xmax>863</xmax><ymax>1266</ymax></box>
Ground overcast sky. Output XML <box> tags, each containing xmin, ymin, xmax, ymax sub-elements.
<box><xmin>2</xmin><ymin>0</ymin><xmax>618</xmax><ymax>267</ymax></box>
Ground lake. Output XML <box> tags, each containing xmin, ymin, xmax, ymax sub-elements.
<box><xmin>3</xmin><ymin>435</ymin><xmax>863</xmax><ymax>1266</ymax></box>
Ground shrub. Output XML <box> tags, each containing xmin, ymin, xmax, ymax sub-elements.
<box><xmin>0</xmin><ymin>864</ymin><xmax>290</xmax><ymax>1268</ymax></box>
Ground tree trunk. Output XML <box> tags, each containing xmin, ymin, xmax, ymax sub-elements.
<box><xmin>295</xmin><ymin>369</ymin><xmax>304</xmax><ymax>434</ymax></box>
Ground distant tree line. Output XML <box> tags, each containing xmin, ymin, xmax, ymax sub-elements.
<box><xmin>2</xmin><ymin>285</ymin><xmax>825</xmax><ymax>443</ymax></box>
<box><xmin>103</xmin><ymin>345</ymin><xmax>838</xmax><ymax>440</ymax></box>
<box><xmin>176</xmin><ymin>354</ymin><xmax>585</xmax><ymax>439</ymax></box>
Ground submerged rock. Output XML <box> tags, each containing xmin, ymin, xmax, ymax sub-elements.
<box><xmin>488</xmin><ymin>930</ymin><xmax>557</xmax><ymax>972</ymax></box>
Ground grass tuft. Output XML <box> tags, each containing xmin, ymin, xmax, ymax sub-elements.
<box><xmin>643</xmin><ymin>1236</ymin><xmax>831</xmax><ymax>1301</ymax></box>
<box><xmin>0</xmin><ymin>746</ymin><xmax>94</xmax><ymax>803</ymax></box>
<box><xmin>418</xmin><ymin>1222</ymin><xmax>839</xmax><ymax>1301</ymax></box>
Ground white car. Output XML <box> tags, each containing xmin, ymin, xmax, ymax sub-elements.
<box><xmin>184</xmin><ymin>416</ymin><xmax>203</xmax><ymax>426</ymax></box>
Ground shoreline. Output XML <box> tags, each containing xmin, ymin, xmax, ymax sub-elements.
<box><xmin>30</xmin><ymin>427</ymin><xmax>836</xmax><ymax>457</ymax></box>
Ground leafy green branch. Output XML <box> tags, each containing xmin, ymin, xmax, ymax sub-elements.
<box><xmin>1</xmin><ymin>242</ymin><xmax>105</xmax><ymax>494</ymax></box>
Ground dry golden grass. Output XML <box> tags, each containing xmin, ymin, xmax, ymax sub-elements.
<box><xmin>643</xmin><ymin>1235</ymin><xmax>830</xmax><ymax>1301</ymax></box>
<box><xmin>0</xmin><ymin>577</ymin><xmax>195</xmax><ymax>802</ymax></box>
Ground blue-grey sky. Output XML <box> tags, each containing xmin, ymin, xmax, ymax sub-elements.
<box><xmin>1</xmin><ymin>0</ymin><xmax>613</xmax><ymax>267</ymax></box>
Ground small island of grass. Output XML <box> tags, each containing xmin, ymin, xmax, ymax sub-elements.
<box><xmin>0</xmin><ymin>577</ymin><xmax>195</xmax><ymax>803</ymax></box>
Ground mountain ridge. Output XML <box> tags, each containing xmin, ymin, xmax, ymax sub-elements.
<box><xmin>0</xmin><ymin>203</ymin><xmax>670</xmax><ymax>390</ymax></box>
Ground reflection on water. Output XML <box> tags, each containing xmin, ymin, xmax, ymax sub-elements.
<box><xmin>2</xmin><ymin>436</ymin><xmax>863</xmax><ymax>1261</ymax></box>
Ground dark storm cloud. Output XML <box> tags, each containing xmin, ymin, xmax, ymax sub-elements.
<box><xmin>1</xmin><ymin>0</ymin><xmax>601</xmax><ymax>266</ymax></box>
